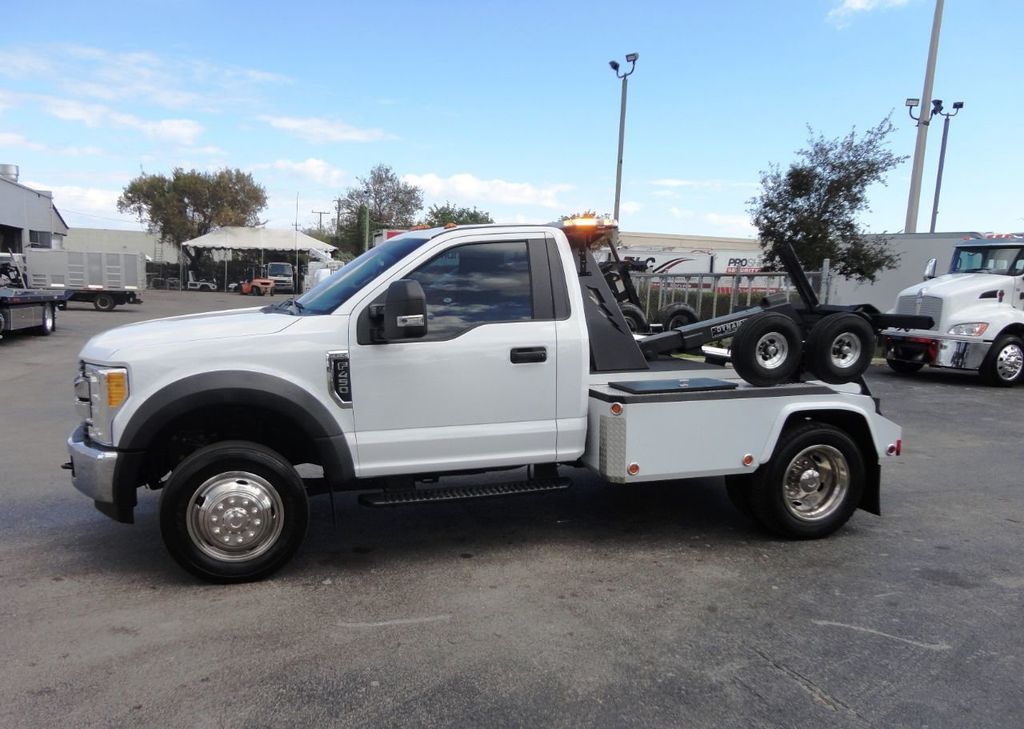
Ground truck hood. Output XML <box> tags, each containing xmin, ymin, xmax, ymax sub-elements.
<box><xmin>896</xmin><ymin>273</ymin><xmax>1011</xmax><ymax>301</ymax></box>
<box><xmin>80</xmin><ymin>307</ymin><xmax>300</xmax><ymax>361</ymax></box>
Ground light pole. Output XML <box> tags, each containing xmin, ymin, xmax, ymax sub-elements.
<box><xmin>609</xmin><ymin>52</ymin><xmax>638</xmax><ymax>223</ymax></box>
<box><xmin>904</xmin><ymin>0</ymin><xmax>944</xmax><ymax>234</ymax></box>
<box><xmin>928</xmin><ymin>99</ymin><xmax>964</xmax><ymax>233</ymax></box>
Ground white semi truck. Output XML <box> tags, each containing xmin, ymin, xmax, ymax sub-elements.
<box><xmin>883</xmin><ymin>235</ymin><xmax>1024</xmax><ymax>386</ymax></box>
<box><xmin>66</xmin><ymin>219</ymin><xmax>918</xmax><ymax>583</ymax></box>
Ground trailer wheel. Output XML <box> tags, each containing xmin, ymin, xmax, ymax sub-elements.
<box><xmin>730</xmin><ymin>312</ymin><xmax>803</xmax><ymax>386</ymax></box>
<box><xmin>886</xmin><ymin>359</ymin><xmax>924</xmax><ymax>374</ymax></box>
<box><xmin>804</xmin><ymin>313</ymin><xmax>875</xmax><ymax>384</ymax></box>
<box><xmin>94</xmin><ymin>293</ymin><xmax>117</xmax><ymax>311</ymax></box>
<box><xmin>619</xmin><ymin>303</ymin><xmax>648</xmax><ymax>333</ymax></box>
<box><xmin>747</xmin><ymin>422</ymin><xmax>865</xmax><ymax>539</ymax></box>
<box><xmin>160</xmin><ymin>441</ymin><xmax>309</xmax><ymax>583</ymax></box>
<box><xmin>658</xmin><ymin>302</ymin><xmax>699</xmax><ymax>331</ymax></box>
<box><xmin>32</xmin><ymin>303</ymin><xmax>55</xmax><ymax>335</ymax></box>
<box><xmin>979</xmin><ymin>335</ymin><xmax>1024</xmax><ymax>387</ymax></box>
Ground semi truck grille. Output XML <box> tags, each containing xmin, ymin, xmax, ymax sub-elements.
<box><xmin>896</xmin><ymin>295</ymin><xmax>942</xmax><ymax>330</ymax></box>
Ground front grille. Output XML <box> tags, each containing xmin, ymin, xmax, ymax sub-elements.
<box><xmin>896</xmin><ymin>295</ymin><xmax>942</xmax><ymax>330</ymax></box>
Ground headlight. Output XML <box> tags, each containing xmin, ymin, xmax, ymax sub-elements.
<box><xmin>81</xmin><ymin>364</ymin><xmax>129</xmax><ymax>446</ymax></box>
<box><xmin>948</xmin><ymin>322</ymin><xmax>988</xmax><ymax>337</ymax></box>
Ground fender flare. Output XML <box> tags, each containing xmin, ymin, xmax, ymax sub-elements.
<box><xmin>109</xmin><ymin>371</ymin><xmax>353</xmax><ymax>523</ymax></box>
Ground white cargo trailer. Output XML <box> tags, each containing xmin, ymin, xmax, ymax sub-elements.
<box><xmin>14</xmin><ymin>248</ymin><xmax>145</xmax><ymax>311</ymax></box>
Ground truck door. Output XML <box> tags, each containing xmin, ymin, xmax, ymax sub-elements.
<box><xmin>348</xmin><ymin>234</ymin><xmax>559</xmax><ymax>477</ymax></box>
<box><xmin>1013</xmin><ymin>249</ymin><xmax>1024</xmax><ymax>309</ymax></box>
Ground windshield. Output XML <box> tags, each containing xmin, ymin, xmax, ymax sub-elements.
<box><xmin>267</xmin><ymin>263</ymin><xmax>292</xmax><ymax>276</ymax></box>
<box><xmin>296</xmin><ymin>234</ymin><xmax>435</xmax><ymax>314</ymax></box>
<box><xmin>949</xmin><ymin>246</ymin><xmax>1024</xmax><ymax>276</ymax></box>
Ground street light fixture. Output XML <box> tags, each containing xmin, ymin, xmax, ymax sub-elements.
<box><xmin>929</xmin><ymin>99</ymin><xmax>964</xmax><ymax>233</ymax></box>
<box><xmin>609</xmin><ymin>52</ymin><xmax>639</xmax><ymax>224</ymax></box>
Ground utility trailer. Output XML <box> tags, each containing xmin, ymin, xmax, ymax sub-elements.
<box><xmin>4</xmin><ymin>248</ymin><xmax>145</xmax><ymax>312</ymax></box>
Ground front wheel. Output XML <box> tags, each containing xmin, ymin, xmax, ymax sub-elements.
<box><xmin>980</xmin><ymin>335</ymin><xmax>1024</xmax><ymax>387</ymax></box>
<box><xmin>160</xmin><ymin>441</ymin><xmax>309</xmax><ymax>583</ymax></box>
<box><xmin>746</xmin><ymin>422</ymin><xmax>865</xmax><ymax>539</ymax></box>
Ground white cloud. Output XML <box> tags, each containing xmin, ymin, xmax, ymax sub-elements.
<box><xmin>255</xmin><ymin>158</ymin><xmax>346</xmax><ymax>188</ymax></box>
<box><xmin>669</xmin><ymin>207</ymin><xmax>695</xmax><ymax>219</ymax></box>
<box><xmin>24</xmin><ymin>180</ymin><xmax>137</xmax><ymax>227</ymax></box>
<box><xmin>0</xmin><ymin>131</ymin><xmax>102</xmax><ymax>156</ymax></box>
<box><xmin>42</xmin><ymin>98</ymin><xmax>204</xmax><ymax>145</ymax></box>
<box><xmin>702</xmin><ymin>212</ymin><xmax>757</xmax><ymax>237</ymax></box>
<box><xmin>403</xmin><ymin>172</ymin><xmax>573</xmax><ymax>209</ymax></box>
<box><xmin>262</xmin><ymin>116</ymin><xmax>392</xmax><ymax>143</ymax></box>
<box><xmin>620</xmin><ymin>201</ymin><xmax>642</xmax><ymax>215</ymax></box>
<box><xmin>828</xmin><ymin>0</ymin><xmax>910</xmax><ymax>25</ymax></box>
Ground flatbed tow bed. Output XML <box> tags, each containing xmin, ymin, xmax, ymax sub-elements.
<box><xmin>0</xmin><ymin>287</ymin><xmax>70</xmax><ymax>338</ymax></box>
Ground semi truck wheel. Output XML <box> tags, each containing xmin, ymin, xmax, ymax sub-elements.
<box><xmin>980</xmin><ymin>334</ymin><xmax>1024</xmax><ymax>387</ymax></box>
<box><xmin>658</xmin><ymin>302</ymin><xmax>699</xmax><ymax>331</ymax></box>
<box><xmin>94</xmin><ymin>293</ymin><xmax>117</xmax><ymax>311</ymax></box>
<box><xmin>32</xmin><ymin>304</ymin><xmax>55</xmax><ymax>335</ymax></box>
<box><xmin>747</xmin><ymin>422</ymin><xmax>865</xmax><ymax>539</ymax></box>
<box><xmin>730</xmin><ymin>312</ymin><xmax>803</xmax><ymax>386</ymax></box>
<box><xmin>886</xmin><ymin>359</ymin><xmax>924</xmax><ymax>374</ymax></box>
<box><xmin>618</xmin><ymin>303</ymin><xmax>648</xmax><ymax>333</ymax></box>
<box><xmin>159</xmin><ymin>441</ymin><xmax>309</xmax><ymax>583</ymax></box>
<box><xmin>804</xmin><ymin>313</ymin><xmax>875</xmax><ymax>384</ymax></box>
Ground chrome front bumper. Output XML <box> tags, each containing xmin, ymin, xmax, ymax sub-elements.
<box><xmin>884</xmin><ymin>332</ymin><xmax>992</xmax><ymax>371</ymax></box>
<box><xmin>67</xmin><ymin>424</ymin><xmax>119</xmax><ymax>506</ymax></box>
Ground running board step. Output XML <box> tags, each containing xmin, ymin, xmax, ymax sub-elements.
<box><xmin>359</xmin><ymin>477</ymin><xmax>571</xmax><ymax>507</ymax></box>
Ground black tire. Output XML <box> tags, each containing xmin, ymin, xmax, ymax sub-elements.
<box><xmin>31</xmin><ymin>304</ymin><xmax>55</xmax><ymax>335</ymax></box>
<box><xmin>804</xmin><ymin>313</ymin><xmax>875</xmax><ymax>384</ymax></box>
<box><xmin>658</xmin><ymin>302</ymin><xmax>699</xmax><ymax>331</ymax></box>
<box><xmin>979</xmin><ymin>334</ymin><xmax>1024</xmax><ymax>387</ymax></box>
<box><xmin>730</xmin><ymin>312</ymin><xmax>803</xmax><ymax>386</ymax></box>
<box><xmin>159</xmin><ymin>441</ymin><xmax>309</xmax><ymax>583</ymax></box>
<box><xmin>724</xmin><ymin>474</ymin><xmax>754</xmax><ymax>520</ymax></box>
<box><xmin>746</xmin><ymin>422</ymin><xmax>865</xmax><ymax>539</ymax></box>
<box><xmin>886</xmin><ymin>359</ymin><xmax>924</xmax><ymax>374</ymax></box>
<box><xmin>619</xmin><ymin>302</ymin><xmax>648</xmax><ymax>333</ymax></box>
<box><xmin>94</xmin><ymin>293</ymin><xmax>117</xmax><ymax>311</ymax></box>
<box><xmin>254</xmin><ymin>286</ymin><xmax>264</xmax><ymax>296</ymax></box>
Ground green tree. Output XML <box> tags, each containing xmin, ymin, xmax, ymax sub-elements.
<box><xmin>748</xmin><ymin>117</ymin><xmax>906</xmax><ymax>283</ymax></box>
<box><xmin>336</xmin><ymin>164</ymin><xmax>422</xmax><ymax>248</ymax></box>
<box><xmin>420</xmin><ymin>201</ymin><xmax>493</xmax><ymax>226</ymax></box>
<box><xmin>118</xmin><ymin>168</ymin><xmax>267</xmax><ymax>272</ymax></box>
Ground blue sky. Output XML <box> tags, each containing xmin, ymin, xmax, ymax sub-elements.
<box><xmin>1</xmin><ymin>0</ymin><xmax>1021</xmax><ymax>239</ymax></box>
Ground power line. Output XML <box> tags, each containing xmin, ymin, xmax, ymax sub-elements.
<box><xmin>311</xmin><ymin>209</ymin><xmax>330</xmax><ymax>232</ymax></box>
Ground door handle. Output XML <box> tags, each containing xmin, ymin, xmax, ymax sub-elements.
<box><xmin>510</xmin><ymin>346</ymin><xmax>547</xmax><ymax>364</ymax></box>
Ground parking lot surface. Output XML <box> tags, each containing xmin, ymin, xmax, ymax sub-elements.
<box><xmin>1</xmin><ymin>291</ymin><xmax>1022</xmax><ymax>728</ymax></box>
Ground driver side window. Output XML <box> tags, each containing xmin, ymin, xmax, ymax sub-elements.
<box><xmin>407</xmin><ymin>241</ymin><xmax>533</xmax><ymax>340</ymax></box>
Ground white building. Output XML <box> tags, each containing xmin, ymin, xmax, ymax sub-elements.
<box><xmin>0</xmin><ymin>165</ymin><xmax>69</xmax><ymax>253</ymax></box>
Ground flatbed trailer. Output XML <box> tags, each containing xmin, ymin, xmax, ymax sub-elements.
<box><xmin>0</xmin><ymin>287</ymin><xmax>69</xmax><ymax>338</ymax></box>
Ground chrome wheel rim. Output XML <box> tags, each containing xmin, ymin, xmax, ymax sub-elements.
<box><xmin>996</xmin><ymin>343</ymin><xmax>1024</xmax><ymax>381</ymax></box>
<box><xmin>755</xmin><ymin>332</ymin><xmax>789</xmax><ymax>370</ymax></box>
<box><xmin>782</xmin><ymin>445</ymin><xmax>849</xmax><ymax>521</ymax></box>
<box><xmin>187</xmin><ymin>471</ymin><xmax>284</xmax><ymax>562</ymax></box>
<box><xmin>829</xmin><ymin>333</ymin><xmax>861</xmax><ymax>369</ymax></box>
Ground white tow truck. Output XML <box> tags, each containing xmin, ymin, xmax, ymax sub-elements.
<box><xmin>67</xmin><ymin>219</ymin><xmax>911</xmax><ymax>582</ymax></box>
<box><xmin>883</xmin><ymin>235</ymin><xmax>1024</xmax><ymax>386</ymax></box>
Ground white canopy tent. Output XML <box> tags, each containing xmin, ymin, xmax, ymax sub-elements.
<box><xmin>181</xmin><ymin>227</ymin><xmax>337</xmax><ymax>291</ymax></box>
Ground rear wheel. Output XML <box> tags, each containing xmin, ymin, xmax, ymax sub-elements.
<box><xmin>159</xmin><ymin>441</ymin><xmax>309</xmax><ymax>583</ymax></box>
<box><xmin>804</xmin><ymin>313</ymin><xmax>875</xmax><ymax>384</ymax></box>
<box><xmin>32</xmin><ymin>303</ymin><xmax>55</xmax><ymax>335</ymax></box>
<box><xmin>979</xmin><ymin>335</ymin><xmax>1024</xmax><ymax>387</ymax></box>
<box><xmin>886</xmin><ymin>358</ymin><xmax>924</xmax><ymax>374</ymax></box>
<box><xmin>619</xmin><ymin>302</ymin><xmax>648</xmax><ymax>333</ymax></box>
<box><xmin>747</xmin><ymin>422</ymin><xmax>865</xmax><ymax>539</ymax></box>
<box><xmin>94</xmin><ymin>293</ymin><xmax>117</xmax><ymax>311</ymax></box>
<box><xmin>730</xmin><ymin>312</ymin><xmax>803</xmax><ymax>386</ymax></box>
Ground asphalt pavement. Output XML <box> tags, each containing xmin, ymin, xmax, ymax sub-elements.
<box><xmin>1</xmin><ymin>291</ymin><xmax>1021</xmax><ymax>728</ymax></box>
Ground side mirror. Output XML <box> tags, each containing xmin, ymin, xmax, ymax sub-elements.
<box><xmin>380</xmin><ymin>279</ymin><xmax>427</xmax><ymax>341</ymax></box>
<box><xmin>923</xmin><ymin>258</ymin><xmax>937</xmax><ymax>280</ymax></box>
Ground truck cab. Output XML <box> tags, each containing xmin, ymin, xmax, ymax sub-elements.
<box><xmin>265</xmin><ymin>261</ymin><xmax>295</xmax><ymax>294</ymax></box>
<box><xmin>883</xmin><ymin>236</ymin><xmax>1024</xmax><ymax>386</ymax></box>
<box><xmin>67</xmin><ymin>221</ymin><xmax>905</xmax><ymax>582</ymax></box>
